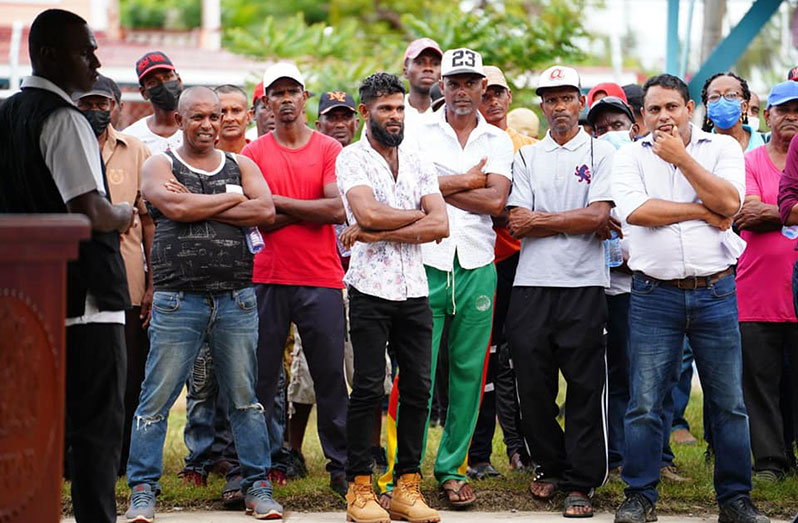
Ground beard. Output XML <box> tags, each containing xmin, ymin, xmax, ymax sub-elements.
<box><xmin>369</xmin><ymin>115</ymin><xmax>404</xmax><ymax>147</ymax></box>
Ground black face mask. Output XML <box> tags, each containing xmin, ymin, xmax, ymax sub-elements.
<box><xmin>147</xmin><ymin>80</ymin><xmax>182</xmax><ymax>111</ymax></box>
<box><xmin>82</xmin><ymin>109</ymin><xmax>111</xmax><ymax>136</ymax></box>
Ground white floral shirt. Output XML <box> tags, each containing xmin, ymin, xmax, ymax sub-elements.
<box><xmin>336</xmin><ymin>136</ymin><xmax>440</xmax><ymax>301</ymax></box>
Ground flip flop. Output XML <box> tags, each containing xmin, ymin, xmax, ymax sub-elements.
<box><xmin>439</xmin><ymin>480</ymin><xmax>476</xmax><ymax>509</ymax></box>
<box><xmin>562</xmin><ymin>492</ymin><xmax>593</xmax><ymax>518</ymax></box>
<box><xmin>528</xmin><ymin>478</ymin><xmax>559</xmax><ymax>501</ymax></box>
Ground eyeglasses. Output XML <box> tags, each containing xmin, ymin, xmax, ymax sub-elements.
<box><xmin>707</xmin><ymin>92</ymin><xmax>742</xmax><ymax>103</ymax></box>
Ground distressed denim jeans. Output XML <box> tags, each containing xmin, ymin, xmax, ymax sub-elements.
<box><xmin>622</xmin><ymin>274</ymin><xmax>752</xmax><ymax>505</ymax></box>
<box><xmin>127</xmin><ymin>289</ymin><xmax>270</xmax><ymax>492</ymax></box>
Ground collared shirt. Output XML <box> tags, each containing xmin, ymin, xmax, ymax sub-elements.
<box><xmin>509</xmin><ymin>127</ymin><xmax>614</xmax><ymax>288</ymax></box>
<box><xmin>123</xmin><ymin>116</ymin><xmax>183</xmax><ymax>155</ymax></box>
<box><xmin>103</xmin><ymin>125</ymin><xmax>151</xmax><ymax>306</ymax></box>
<box><xmin>415</xmin><ymin>109</ymin><xmax>514</xmax><ymax>271</ymax></box>
<box><xmin>612</xmin><ymin>123</ymin><xmax>746</xmax><ymax>280</ymax></box>
<box><xmin>336</xmin><ymin>135</ymin><xmax>440</xmax><ymax>301</ymax></box>
<box><xmin>404</xmin><ymin>93</ymin><xmax>436</xmax><ymax>137</ymax></box>
<box><xmin>22</xmin><ymin>75</ymin><xmax>124</xmax><ymax>325</ymax></box>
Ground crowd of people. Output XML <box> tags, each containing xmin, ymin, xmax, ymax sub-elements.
<box><xmin>4</xmin><ymin>7</ymin><xmax>798</xmax><ymax>523</ymax></box>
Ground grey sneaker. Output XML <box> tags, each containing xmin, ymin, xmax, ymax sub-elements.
<box><xmin>125</xmin><ymin>483</ymin><xmax>156</xmax><ymax>523</ymax></box>
<box><xmin>245</xmin><ymin>479</ymin><xmax>283</xmax><ymax>520</ymax></box>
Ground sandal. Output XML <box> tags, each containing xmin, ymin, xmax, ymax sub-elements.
<box><xmin>221</xmin><ymin>475</ymin><xmax>244</xmax><ymax>509</ymax></box>
<box><xmin>439</xmin><ymin>479</ymin><xmax>476</xmax><ymax>509</ymax></box>
<box><xmin>562</xmin><ymin>491</ymin><xmax>593</xmax><ymax>518</ymax></box>
<box><xmin>378</xmin><ymin>491</ymin><xmax>392</xmax><ymax>511</ymax></box>
<box><xmin>528</xmin><ymin>478</ymin><xmax>559</xmax><ymax>501</ymax></box>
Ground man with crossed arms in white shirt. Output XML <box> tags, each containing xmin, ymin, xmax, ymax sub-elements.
<box><xmin>612</xmin><ymin>74</ymin><xmax>768</xmax><ymax>523</ymax></box>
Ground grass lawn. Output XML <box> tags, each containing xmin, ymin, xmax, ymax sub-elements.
<box><xmin>62</xmin><ymin>382</ymin><xmax>798</xmax><ymax>518</ymax></box>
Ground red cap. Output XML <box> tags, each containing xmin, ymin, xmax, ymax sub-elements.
<box><xmin>788</xmin><ymin>66</ymin><xmax>798</xmax><ymax>81</ymax></box>
<box><xmin>403</xmin><ymin>38</ymin><xmax>442</xmax><ymax>64</ymax></box>
<box><xmin>252</xmin><ymin>81</ymin><xmax>264</xmax><ymax>107</ymax></box>
<box><xmin>135</xmin><ymin>51</ymin><xmax>175</xmax><ymax>81</ymax></box>
<box><xmin>586</xmin><ymin>82</ymin><xmax>627</xmax><ymax>109</ymax></box>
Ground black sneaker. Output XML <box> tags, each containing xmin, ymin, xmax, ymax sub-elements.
<box><xmin>285</xmin><ymin>448</ymin><xmax>307</xmax><ymax>479</ymax></box>
<box><xmin>615</xmin><ymin>493</ymin><xmax>657</xmax><ymax>523</ymax></box>
<box><xmin>330</xmin><ymin>473</ymin><xmax>348</xmax><ymax>498</ymax></box>
<box><xmin>718</xmin><ymin>497</ymin><xmax>769</xmax><ymax>523</ymax></box>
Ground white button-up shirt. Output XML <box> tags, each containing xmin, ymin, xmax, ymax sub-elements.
<box><xmin>336</xmin><ymin>136</ymin><xmax>441</xmax><ymax>301</ymax></box>
<box><xmin>612</xmin><ymin>123</ymin><xmax>746</xmax><ymax>280</ymax></box>
<box><xmin>415</xmin><ymin>109</ymin><xmax>514</xmax><ymax>271</ymax></box>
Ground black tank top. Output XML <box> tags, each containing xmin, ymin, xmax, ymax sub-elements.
<box><xmin>149</xmin><ymin>149</ymin><xmax>254</xmax><ymax>292</ymax></box>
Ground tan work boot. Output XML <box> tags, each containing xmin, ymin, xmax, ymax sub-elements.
<box><xmin>390</xmin><ymin>473</ymin><xmax>441</xmax><ymax>523</ymax></box>
<box><xmin>345</xmin><ymin>475</ymin><xmax>390</xmax><ymax>523</ymax></box>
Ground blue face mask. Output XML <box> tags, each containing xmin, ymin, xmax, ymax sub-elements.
<box><xmin>597</xmin><ymin>130</ymin><xmax>632</xmax><ymax>150</ymax></box>
<box><xmin>707</xmin><ymin>97</ymin><xmax>742</xmax><ymax>130</ymax></box>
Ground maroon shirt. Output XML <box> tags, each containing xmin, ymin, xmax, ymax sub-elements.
<box><xmin>778</xmin><ymin>136</ymin><xmax>798</xmax><ymax>223</ymax></box>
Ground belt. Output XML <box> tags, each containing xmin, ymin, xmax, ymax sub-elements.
<box><xmin>638</xmin><ymin>267</ymin><xmax>735</xmax><ymax>290</ymax></box>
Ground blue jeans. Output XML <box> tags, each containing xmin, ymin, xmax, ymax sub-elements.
<box><xmin>183</xmin><ymin>344</ymin><xmax>238</xmax><ymax>477</ymax></box>
<box><xmin>669</xmin><ymin>340</ymin><xmax>694</xmax><ymax>432</ymax></box>
<box><xmin>127</xmin><ymin>289</ymin><xmax>270</xmax><ymax>492</ymax></box>
<box><xmin>623</xmin><ymin>274</ymin><xmax>752</xmax><ymax>505</ymax></box>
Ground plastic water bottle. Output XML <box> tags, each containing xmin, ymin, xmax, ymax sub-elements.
<box><xmin>782</xmin><ymin>225</ymin><xmax>798</xmax><ymax>240</ymax></box>
<box><xmin>604</xmin><ymin>231</ymin><xmax>623</xmax><ymax>268</ymax></box>
<box><xmin>244</xmin><ymin>226</ymin><xmax>265</xmax><ymax>254</ymax></box>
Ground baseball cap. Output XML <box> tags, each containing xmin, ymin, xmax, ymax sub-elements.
<box><xmin>587</xmin><ymin>82</ymin><xmax>627</xmax><ymax>108</ymax></box>
<box><xmin>430</xmin><ymin>83</ymin><xmax>445</xmax><ymax>111</ymax></box>
<box><xmin>252</xmin><ymin>81</ymin><xmax>264</xmax><ymax>107</ymax></box>
<box><xmin>788</xmin><ymin>66</ymin><xmax>798</xmax><ymax>81</ymax></box>
<box><xmin>622</xmin><ymin>84</ymin><xmax>644</xmax><ymax>112</ymax></box>
<box><xmin>586</xmin><ymin>96</ymin><xmax>635</xmax><ymax>126</ymax></box>
<box><xmin>507</xmin><ymin>107</ymin><xmax>539</xmax><ymax>138</ymax></box>
<box><xmin>318</xmin><ymin>91</ymin><xmax>356</xmax><ymax>116</ymax></box>
<box><xmin>484</xmin><ymin>66</ymin><xmax>509</xmax><ymax>89</ymax></box>
<box><xmin>403</xmin><ymin>38</ymin><xmax>443</xmax><ymax>63</ymax></box>
<box><xmin>767</xmin><ymin>80</ymin><xmax>798</xmax><ymax>108</ymax></box>
<box><xmin>441</xmin><ymin>48</ymin><xmax>485</xmax><ymax>77</ymax></box>
<box><xmin>72</xmin><ymin>74</ymin><xmax>116</xmax><ymax>101</ymax></box>
<box><xmin>263</xmin><ymin>62</ymin><xmax>305</xmax><ymax>91</ymax></box>
<box><xmin>536</xmin><ymin>65</ymin><xmax>581</xmax><ymax>95</ymax></box>
<box><xmin>135</xmin><ymin>51</ymin><xmax>175</xmax><ymax>82</ymax></box>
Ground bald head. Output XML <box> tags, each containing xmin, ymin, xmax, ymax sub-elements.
<box><xmin>177</xmin><ymin>86</ymin><xmax>220</xmax><ymax>116</ymax></box>
<box><xmin>175</xmin><ymin>86</ymin><xmax>222</xmax><ymax>153</ymax></box>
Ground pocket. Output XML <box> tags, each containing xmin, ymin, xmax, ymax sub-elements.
<box><xmin>153</xmin><ymin>291</ymin><xmax>181</xmax><ymax>312</ymax></box>
<box><xmin>710</xmin><ymin>274</ymin><xmax>736</xmax><ymax>298</ymax></box>
<box><xmin>234</xmin><ymin>288</ymin><xmax>257</xmax><ymax>311</ymax></box>
<box><xmin>631</xmin><ymin>274</ymin><xmax>657</xmax><ymax>295</ymax></box>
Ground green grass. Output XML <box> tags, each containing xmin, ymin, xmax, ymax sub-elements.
<box><xmin>62</xmin><ymin>384</ymin><xmax>798</xmax><ymax>518</ymax></box>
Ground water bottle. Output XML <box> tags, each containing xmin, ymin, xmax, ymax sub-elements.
<box><xmin>244</xmin><ymin>226</ymin><xmax>265</xmax><ymax>254</ymax></box>
<box><xmin>604</xmin><ymin>231</ymin><xmax>623</xmax><ymax>268</ymax></box>
<box><xmin>782</xmin><ymin>225</ymin><xmax>798</xmax><ymax>240</ymax></box>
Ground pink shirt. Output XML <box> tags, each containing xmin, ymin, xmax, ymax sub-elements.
<box><xmin>737</xmin><ymin>145</ymin><xmax>798</xmax><ymax>322</ymax></box>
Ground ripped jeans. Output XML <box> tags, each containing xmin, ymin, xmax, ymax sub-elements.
<box><xmin>126</xmin><ymin>288</ymin><xmax>270</xmax><ymax>493</ymax></box>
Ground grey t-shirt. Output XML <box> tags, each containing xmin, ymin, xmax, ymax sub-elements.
<box><xmin>508</xmin><ymin>127</ymin><xmax>614</xmax><ymax>288</ymax></box>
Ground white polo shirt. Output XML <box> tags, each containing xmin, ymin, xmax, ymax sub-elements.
<box><xmin>415</xmin><ymin>109</ymin><xmax>514</xmax><ymax>272</ymax></box>
<box><xmin>509</xmin><ymin>127</ymin><xmax>614</xmax><ymax>288</ymax></box>
<box><xmin>612</xmin><ymin>123</ymin><xmax>746</xmax><ymax>280</ymax></box>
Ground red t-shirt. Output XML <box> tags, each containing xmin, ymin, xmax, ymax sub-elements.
<box><xmin>242</xmin><ymin>131</ymin><xmax>344</xmax><ymax>288</ymax></box>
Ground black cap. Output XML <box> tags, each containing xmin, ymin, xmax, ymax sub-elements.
<box><xmin>136</xmin><ymin>51</ymin><xmax>175</xmax><ymax>81</ymax></box>
<box><xmin>318</xmin><ymin>91</ymin><xmax>356</xmax><ymax>117</ymax></box>
<box><xmin>622</xmin><ymin>83</ymin><xmax>644</xmax><ymax>113</ymax></box>
<box><xmin>72</xmin><ymin>74</ymin><xmax>117</xmax><ymax>102</ymax></box>
<box><xmin>430</xmin><ymin>83</ymin><xmax>444</xmax><ymax>111</ymax></box>
<box><xmin>586</xmin><ymin>96</ymin><xmax>635</xmax><ymax>127</ymax></box>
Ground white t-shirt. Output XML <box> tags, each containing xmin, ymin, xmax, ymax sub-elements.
<box><xmin>123</xmin><ymin>116</ymin><xmax>183</xmax><ymax>155</ymax></box>
<box><xmin>22</xmin><ymin>75</ymin><xmax>125</xmax><ymax>325</ymax></box>
<box><xmin>509</xmin><ymin>127</ymin><xmax>614</xmax><ymax>288</ymax></box>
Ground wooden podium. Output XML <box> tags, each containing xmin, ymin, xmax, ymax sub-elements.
<box><xmin>0</xmin><ymin>215</ymin><xmax>90</xmax><ymax>522</ymax></box>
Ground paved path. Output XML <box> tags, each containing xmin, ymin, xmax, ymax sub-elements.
<box><xmin>61</xmin><ymin>511</ymin><xmax>792</xmax><ymax>522</ymax></box>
